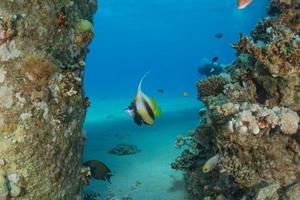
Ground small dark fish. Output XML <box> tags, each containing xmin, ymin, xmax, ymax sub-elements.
<box><xmin>83</xmin><ymin>160</ymin><xmax>113</xmax><ymax>183</ymax></box>
<box><xmin>157</xmin><ymin>89</ymin><xmax>164</xmax><ymax>93</ymax></box>
<box><xmin>212</xmin><ymin>57</ymin><xmax>218</xmax><ymax>63</ymax></box>
<box><xmin>215</xmin><ymin>33</ymin><xmax>223</xmax><ymax>39</ymax></box>
<box><xmin>84</xmin><ymin>97</ymin><xmax>91</xmax><ymax>108</ymax></box>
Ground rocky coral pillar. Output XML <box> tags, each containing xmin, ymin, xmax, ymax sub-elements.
<box><xmin>0</xmin><ymin>1</ymin><xmax>96</xmax><ymax>199</ymax></box>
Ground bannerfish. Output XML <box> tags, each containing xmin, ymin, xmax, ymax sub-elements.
<box><xmin>237</xmin><ymin>0</ymin><xmax>253</xmax><ymax>9</ymax></box>
<box><xmin>202</xmin><ymin>154</ymin><xmax>220</xmax><ymax>173</ymax></box>
<box><xmin>125</xmin><ymin>72</ymin><xmax>161</xmax><ymax>126</ymax></box>
<box><xmin>83</xmin><ymin>160</ymin><xmax>113</xmax><ymax>183</ymax></box>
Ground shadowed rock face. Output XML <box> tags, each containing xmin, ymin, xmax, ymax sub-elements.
<box><xmin>0</xmin><ymin>1</ymin><xmax>96</xmax><ymax>199</ymax></box>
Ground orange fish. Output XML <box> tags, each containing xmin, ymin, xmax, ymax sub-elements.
<box><xmin>237</xmin><ymin>0</ymin><xmax>253</xmax><ymax>9</ymax></box>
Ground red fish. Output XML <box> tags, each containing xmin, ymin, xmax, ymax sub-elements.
<box><xmin>237</xmin><ymin>0</ymin><xmax>253</xmax><ymax>9</ymax></box>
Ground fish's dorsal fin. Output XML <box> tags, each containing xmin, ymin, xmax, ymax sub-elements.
<box><xmin>138</xmin><ymin>71</ymin><xmax>151</xmax><ymax>93</ymax></box>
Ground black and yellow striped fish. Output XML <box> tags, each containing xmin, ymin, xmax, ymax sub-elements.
<box><xmin>125</xmin><ymin>72</ymin><xmax>161</xmax><ymax>125</ymax></box>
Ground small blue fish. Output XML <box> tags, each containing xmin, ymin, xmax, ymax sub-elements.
<box><xmin>125</xmin><ymin>72</ymin><xmax>161</xmax><ymax>125</ymax></box>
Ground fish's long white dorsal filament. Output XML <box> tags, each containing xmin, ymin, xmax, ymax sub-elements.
<box><xmin>138</xmin><ymin>71</ymin><xmax>151</xmax><ymax>92</ymax></box>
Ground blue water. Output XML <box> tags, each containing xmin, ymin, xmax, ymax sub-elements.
<box><xmin>83</xmin><ymin>0</ymin><xmax>269</xmax><ymax>199</ymax></box>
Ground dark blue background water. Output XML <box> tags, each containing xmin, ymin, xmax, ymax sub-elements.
<box><xmin>85</xmin><ymin>0</ymin><xmax>268</xmax><ymax>100</ymax></box>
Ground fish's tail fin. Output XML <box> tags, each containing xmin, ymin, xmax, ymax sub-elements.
<box><xmin>106</xmin><ymin>174</ymin><xmax>113</xmax><ymax>184</ymax></box>
<box><xmin>154</xmin><ymin>107</ymin><xmax>161</xmax><ymax>117</ymax></box>
<box><xmin>138</xmin><ymin>71</ymin><xmax>151</xmax><ymax>92</ymax></box>
<box><xmin>150</xmin><ymin>97</ymin><xmax>161</xmax><ymax>117</ymax></box>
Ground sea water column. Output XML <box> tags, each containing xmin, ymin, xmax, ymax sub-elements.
<box><xmin>0</xmin><ymin>0</ymin><xmax>96</xmax><ymax>199</ymax></box>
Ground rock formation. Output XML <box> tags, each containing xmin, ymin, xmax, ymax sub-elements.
<box><xmin>0</xmin><ymin>1</ymin><xmax>96</xmax><ymax>199</ymax></box>
<box><xmin>172</xmin><ymin>1</ymin><xmax>300</xmax><ymax>199</ymax></box>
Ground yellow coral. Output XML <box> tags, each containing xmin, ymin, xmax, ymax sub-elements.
<box><xmin>75</xmin><ymin>19</ymin><xmax>94</xmax><ymax>47</ymax></box>
<box><xmin>75</xmin><ymin>19</ymin><xmax>94</xmax><ymax>34</ymax></box>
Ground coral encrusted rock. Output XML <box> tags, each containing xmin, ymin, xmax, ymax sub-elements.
<box><xmin>0</xmin><ymin>1</ymin><xmax>96</xmax><ymax>199</ymax></box>
<box><xmin>173</xmin><ymin>1</ymin><xmax>300</xmax><ymax>199</ymax></box>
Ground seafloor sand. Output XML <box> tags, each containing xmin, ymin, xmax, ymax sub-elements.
<box><xmin>84</xmin><ymin>96</ymin><xmax>202</xmax><ymax>200</ymax></box>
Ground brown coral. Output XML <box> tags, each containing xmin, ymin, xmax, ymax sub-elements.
<box><xmin>21</xmin><ymin>55</ymin><xmax>58</xmax><ymax>88</ymax></box>
<box><xmin>218</xmin><ymin>128</ymin><xmax>299</xmax><ymax>187</ymax></box>
<box><xmin>197</xmin><ymin>75</ymin><xmax>229</xmax><ymax>98</ymax></box>
<box><xmin>0</xmin><ymin>15</ymin><xmax>17</xmax><ymax>45</ymax></box>
<box><xmin>230</xmin><ymin>14</ymin><xmax>300</xmax><ymax>110</ymax></box>
<box><xmin>233</xmin><ymin>24</ymin><xmax>300</xmax><ymax>78</ymax></box>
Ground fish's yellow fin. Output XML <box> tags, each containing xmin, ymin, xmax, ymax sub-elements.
<box><xmin>154</xmin><ymin>106</ymin><xmax>161</xmax><ymax>117</ymax></box>
<box><xmin>149</xmin><ymin>97</ymin><xmax>161</xmax><ymax>117</ymax></box>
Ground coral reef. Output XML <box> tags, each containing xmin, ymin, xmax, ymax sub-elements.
<box><xmin>109</xmin><ymin>144</ymin><xmax>141</xmax><ymax>156</ymax></box>
<box><xmin>0</xmin><ymin>0</ymin><xmax>96</xmax><ymax>199</ymax></box>
<box><xmin>173</xmin><ymin>1</ymin><xmax>300</xmax><ymax>199</ymax></box>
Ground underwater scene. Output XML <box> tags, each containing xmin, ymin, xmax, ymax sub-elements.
<box><xmin>0</xmin><ymin>0</ymin><xmax>299</xmax><ymax>200</ymax></box>
<box><xmin>83</xmin><ymin>0</ymin><xmax>299</xmax><ymax>199</ymax></box>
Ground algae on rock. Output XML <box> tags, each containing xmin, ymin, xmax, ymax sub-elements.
<box><xmin>0</xmin><ymin>0</ymin><xmax>96</xmax><ymax>199</ymax></box>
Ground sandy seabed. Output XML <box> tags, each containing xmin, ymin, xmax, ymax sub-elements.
<box><xmin>84</xmin><ymin>96</ymin><xmax>201</xmax><ymax>200</ymax></box>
